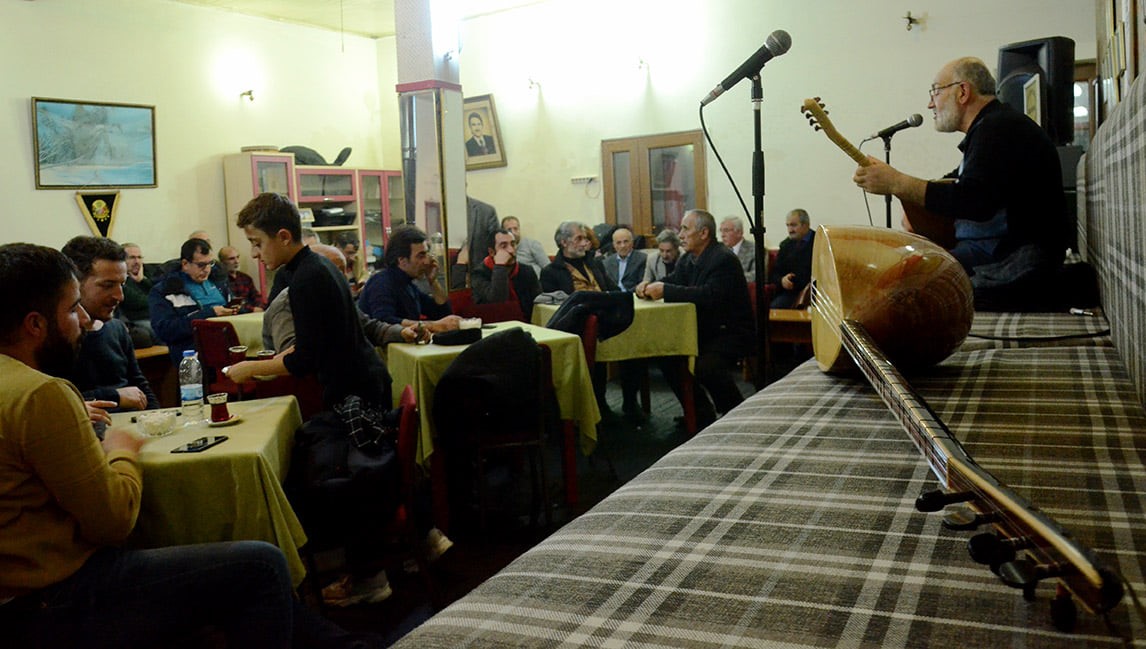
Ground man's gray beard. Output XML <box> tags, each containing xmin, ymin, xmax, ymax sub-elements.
<box><xmin>933</xmin><ymin>109</ymin><xmax>959</xmax><ymax>133</ymax></box>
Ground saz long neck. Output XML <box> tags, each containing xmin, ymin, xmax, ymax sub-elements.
<box><xmin>838</xmin><ymin>318</ymin><xmax>1123</xmax><ymax>617</ymax></box>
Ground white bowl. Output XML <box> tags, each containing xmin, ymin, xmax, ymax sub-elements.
<box><xmin>137</xmin><ymin>410</ymin><xmax>177</xmax><ymax>437</ymax></box>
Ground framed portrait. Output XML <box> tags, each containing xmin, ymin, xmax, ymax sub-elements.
<box><xmin>32</xmin><ymin>97</ymin><xmax>157</xmax><ymax>189</ymax></box>
<box><xmin>462</xmin><ymin>94</ymin><xmax>506</xmax><ymax>171</ymax></box>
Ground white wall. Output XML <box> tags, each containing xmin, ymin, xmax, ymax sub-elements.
<box><xmin>1</xmin><ymin>0</ymin><xmax>1096</xmax><ymax>259</ymax></box>
<box><xmin>453</xmin><ymin>0</ymin><xmax>1096</xmax><ymax>250</ymax></box>
<box><xmin>1</xmin><ymin>0</ymin><xmax>390</xmax><ymax>259</ymax></box>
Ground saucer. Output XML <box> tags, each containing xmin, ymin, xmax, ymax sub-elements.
<box><xmin>208</xmin><ymin>414</ymin><xmax>242</xmax><ymax>427</ymax></box>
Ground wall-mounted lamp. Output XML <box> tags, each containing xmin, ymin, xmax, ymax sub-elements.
<box><xmin>240</xmin><ymin>89</ymin><xmax>254</xmax><ymax>102</ymax></box>
<box><xmin>528</xmin><ymin>77</ymin><xmax>541</xmax><ymax>90</ymax></box>
<box><xmin>903</xmin><ymin>11</ymin><xmax>920</xmax><ymax>31</ymax></box>
<box><xmin>638</xmin><ymin>57</ymin><xmax>649</xmax><ymax>70</ymax></box>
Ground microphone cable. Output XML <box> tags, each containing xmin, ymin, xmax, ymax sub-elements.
<box><xmin>699</xmin><ymin>104</ymin><xmax>754</xmax><ymax>229</ymax></box>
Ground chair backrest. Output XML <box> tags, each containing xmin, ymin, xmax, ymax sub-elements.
<box><xmin>450</xmin><ymin>287</ymin><xmax>525</xmax><ymax>323</ymax></box>
<box><xmin>191</xmin><ymin>319</ymin><xmax>240</xmax><ymax>378</ymax></box>
<box><xmin>396</xmin><ymin>385</ymin><xmax>419</xmax><ymax>502</ymax></box>
<box><xmin>581</xmin><ymin>313</ymin><xmax>599</xmax><ymax>368</ymax></box>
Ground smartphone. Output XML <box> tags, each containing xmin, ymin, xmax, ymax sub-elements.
<box><xmin>227</xmin><ymin>298</ymin><xmax>244</xmax><ymax>308</ymax></box>
<box><xmin>171</xmin><ymin>435</ymin><xmax>228</xmax><ymax>454</ymax></box>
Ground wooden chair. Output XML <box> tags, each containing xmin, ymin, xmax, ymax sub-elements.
<box><xmin>302</xmin><ymin>386</ymin><xmax>439</xmax><ymax>609</ymax></box>
<box><xmin>191</xmin><ymin>319</ymin><xmax>256</xmax><ymax>400</ymax></box>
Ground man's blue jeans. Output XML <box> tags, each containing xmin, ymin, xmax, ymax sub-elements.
<box><xmin>4</xmin><ymin>540</ymin><xmax>293</xmax><ymax>648</ymax></box>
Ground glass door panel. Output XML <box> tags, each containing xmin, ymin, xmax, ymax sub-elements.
<box><xmin>648</xmin><ymin>144</ymin><xmax>695</xmax><ymax>233</ymax></box>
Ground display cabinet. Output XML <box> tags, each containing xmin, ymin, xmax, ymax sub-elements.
<box><xmin>358</xmin><ymin>170</ymin><xmax>404</xmax><ymax>268</ymax></box>
<box><xmin>296</xmin><ymin>166</ymin><xmax>365</xmax><ymax>278</ymax></box>
<box><xmin>223</xmin><ymin>152</ymin><xmax>298</xmax><ymax>293</ymax></box>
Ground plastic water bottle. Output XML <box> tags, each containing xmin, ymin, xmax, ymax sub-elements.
<box><xmin>178</xmin><ymin>350</ymin><xmax>204</xmax><ymax>423</ymax></box>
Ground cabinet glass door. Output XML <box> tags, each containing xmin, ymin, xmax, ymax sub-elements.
<box><xmin>253</xmin><ymin>156</ymin><xmax>294</xmax><ymax>197</ymax></box>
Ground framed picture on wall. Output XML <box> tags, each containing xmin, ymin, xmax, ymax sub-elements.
<box><xmin>1022</xmin><ymin>75</ymin><xmax>1042</xmax><ymax>126</ymax></box>
<box><xmin>32</xmin><ymin>97</ymin><xmax>157</xmax><ymax>189</ymax></box>
<box><xmin>463</xmin><ymin>94</ymin><xmax>506</xmax><ymax>171</ymax></box>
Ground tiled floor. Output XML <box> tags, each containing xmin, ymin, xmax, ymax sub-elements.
<box><xmin>317</xmin><ymin>363</ymin><xmax>775</xmax><ymax>646</ymax></box>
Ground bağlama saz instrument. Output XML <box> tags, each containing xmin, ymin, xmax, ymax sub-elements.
<box><xmin>804</xmin><ymin>186</ymin><xmax>1123</xmax><ymax>628</ymax></box>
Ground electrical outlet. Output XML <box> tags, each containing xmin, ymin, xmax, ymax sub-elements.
<box><xmin>570</xmin><ymin>175</ymin><xmax>597</xmax><ymax>185</ymax></box>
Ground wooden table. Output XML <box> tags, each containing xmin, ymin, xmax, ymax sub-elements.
<box><xmin>386</xmin><ymin>322</ymin><xmax>599</xmax><ymax>464</ymax></box>
<box><xmin>769</xmin><ymin>308</ymin><xmax>812</xmax><ymax>344</ymax></box>
<box><xmin>111</xmin><ymin>396</ymin><xmax>308</xmax><ymax>586</ymax></box>
<box><xmin>212</xmin><ymin>311</ymin><xmax>266</xmax><ymax>353</ymax></box>
<box><xmin>386</xmin><ymin>322</ymin><xmax>599</xmax><ymax>512</ymax></box>
<box><xmin>532</xmin><ymin>296</ymin><xmax>700</xmax><ymax>432</ymax></box>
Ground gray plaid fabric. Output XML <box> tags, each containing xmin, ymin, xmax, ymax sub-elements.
<box><xmin>394</xmin><ymin>314</ymin><xmax>1146</xmax><ymax>647</ymax></box>
<box><xmin>1081</xmin><ymin>73</ymin><xmax>1146</xmax><ymax>408</ymax></box>
<box><xmin>397</xmin><ymin>74</ymin><xmax>1146</xmax><ymax>646</ymax></box>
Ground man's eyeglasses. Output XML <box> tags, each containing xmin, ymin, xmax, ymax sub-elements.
<box><xmin>189</xmin><ymin>260</ymin><xmax>215</xmax><ymax>270</ymax></box>
<box><xmin>928</xmin><ymin>81</ymin><xmax>962</xmax><ymax>99</ymax></box>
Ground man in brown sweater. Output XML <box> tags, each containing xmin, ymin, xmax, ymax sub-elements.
<box><xmin>0</xmin><ymin>243</ymin><xmax>294</xmax><ymax>648</ymax></box>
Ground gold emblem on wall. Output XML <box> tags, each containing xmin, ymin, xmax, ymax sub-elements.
<box><xmin>75</xmin><ymin>191</ymin><xmax>120</xmax><ymax>238</ymax></box>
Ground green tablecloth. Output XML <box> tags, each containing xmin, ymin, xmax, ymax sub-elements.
<box><xmin>532</xmin><ymin>295</ymin><xmax>698</xmax><ymax>362</ymax></box>
<box><xmin>213</xmin><ymin>311</ymin><xmax>266</xmax><ymax>353</ymax></box>
<box><xmin>385</xmin><ymin>322</ymin><xmax>600</xmax><ymax>465</ymax></box>
<box><xmin>112</xmin><ymin>396</ymin><xmax>307</xmax><ymax>586</ymax></box>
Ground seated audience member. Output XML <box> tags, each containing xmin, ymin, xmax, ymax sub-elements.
<box><xmin>118</xmin><ymin>241</ymin><xmax>157</xmax><ymax>348</ymax></box>
<box><xmin>262</xmin><ymin>244</ymin><xmax>424</xmax><ymax>352</ymax></box>
<box><xmin>471</xmin><ymin>228</ymin><xmax>542</xmax><ymax>320</ymax></box>
<box><xmin>61</xmin><ymin>236</ymin><xmax>158</xmax><ymax>413</ymax></box>
<box><xmin>540</xmin><ymin>221</ymin><xmax>631</xmax><ymax>414</ymax></box>
<box><xmin>540</xmin><ymin>221</ymin><xmax>617</xmax><ymax>294</ymax></box>
<box><xmin>160</xmin><ymin>230</ymin><xmax>230</xmax><ymax>287</ymax></box>
<box><xmin>644</xmin><ymin>230</ymin><xmax>682</xmax><ymax>282</ymax></box>
<box><xmin>502</xmin><ymin>215</ymin><xmax>549</xmax><ymax>276</ymax></box>
<box><xmin>0</xmin><ymin>243</ymin><xmax>295</xmax><ymax>648</ymax></box>
<box><xmin>637</xmin><ymin>209</ymin><xmax>755</xmax><ymax>427</ymax></box>
<box><xmin>358</xmin><ymin>226</ymin><xmax>459</xmax><ymax>333</ymax></box>
<box><xmin>603</xmin><ymin>226</ymin><xmax>648</xmax><ymax>293</ymax></box>
<box><xmin>218</xmin><ymin>245</ymin><xmax>266</xmax><ymax>311</ymax></box>
<box><xmin>148</xmin><ymin>238</ymin><xmax>240</xmax><ymax>364</ymax></box>
<box><xmin>770</xmin><ymin>209</ymin><xmax>815</xmax><ymax>309</ymax></box>
<box><xmin>720</xmin><ymin>216</ymin><xmax>756</xmax><ymax>283</ymax></box>
<box><xmin>334</xmin><ymin>232</ymin><xmax>364</xmax><ymax>297</ymax></box>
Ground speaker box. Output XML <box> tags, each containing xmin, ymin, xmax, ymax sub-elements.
<box><xmin>997</xmin><ymin>37</ymin><xmax>1075</xmax><ymax>146</ymax></box>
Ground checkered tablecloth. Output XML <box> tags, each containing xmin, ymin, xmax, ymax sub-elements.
<box><xmin>394</xmin><ymin>314</ymin><xmax>1146</xmax><ymax>648</ymax></box>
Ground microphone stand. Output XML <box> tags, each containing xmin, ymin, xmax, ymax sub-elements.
<box><xmin>749</xmin><ymin>75</ymin><xmax>770</xmax><ymax>388</ymax></box>
<box><xmin>881</xmin><ymin>134</ymin><xmax>894</xmax><ymax>229</ymax></box>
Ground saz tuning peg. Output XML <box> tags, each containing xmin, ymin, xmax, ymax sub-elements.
<box><xmin>915</xmin><ymin>489</ymin><xmax>975</xmax><ymax>512</ymax></box>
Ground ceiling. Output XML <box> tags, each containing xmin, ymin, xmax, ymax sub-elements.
<box><xmin>168</xmin><ymin>0</ymin><xmax>546</xmax><ymax>39</ymax></box>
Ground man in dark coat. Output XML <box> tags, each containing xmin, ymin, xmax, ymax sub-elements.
<box><xmin>770</xmin><ymin>209</ymin><xmax>816</xmax><ymax>309</ymax></box>
<box><xmin>637</xmin><ymin>209</ymin><xmax>755</xmax><ymax>426</ymax></box>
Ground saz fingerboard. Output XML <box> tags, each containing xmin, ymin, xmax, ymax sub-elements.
<box><xmin>836</xmin><ymin>318</ymin><xmax>1123</xmax><ymax>620</ymax></box>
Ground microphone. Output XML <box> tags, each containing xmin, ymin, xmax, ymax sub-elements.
<box><xmin>871</xmin><ymin>113</ymin><xmax>923</xmax><ymax>139</ymax></box>
<box><xmin>700</xmin><ymin>30</ymin><xmax>792</xmax><ymax>106</ymax></box>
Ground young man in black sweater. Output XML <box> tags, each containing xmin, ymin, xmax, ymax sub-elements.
<box><xmin>223</xmin><ymin>193</ymin><xmax>390</xmax><ymax>409</ymax></box>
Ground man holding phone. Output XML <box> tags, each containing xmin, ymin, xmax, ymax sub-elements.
<box><xmin>218</xmin><ymin>245</ymin><xmax>265</xmax><ymax>311</ymax></box>
<box><xmin>148</xmin><ymin>238</ymin><xmax>242</xmax><ymax>364</ymax></box>
<box><xmin>0</xmin><ymin>243</ymin><xmax>295</xmax><ymax>647</ymax></box>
